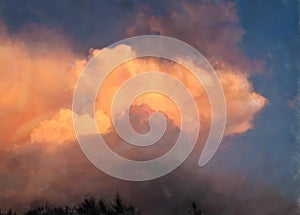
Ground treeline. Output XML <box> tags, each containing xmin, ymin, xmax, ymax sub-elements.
<box><xmin>0</xmin><ymin>194</ymin><xmax>204</xmax><ymax>215</ymax></box>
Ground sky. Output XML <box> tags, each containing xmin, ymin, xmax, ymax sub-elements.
<box><xmin>0</xmin><ymin>0</ymin><xmax>299</xmax><ymax>214</ymax></box>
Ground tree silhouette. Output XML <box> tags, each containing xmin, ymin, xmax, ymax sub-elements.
<box><xmin>0</xmin><ymin>194</ymin><xmax>206</xmax><ymax>215</ymax></box>
<box><xmin>23</xmin><ymin>193</ymin><xmax>140</xmax><ymax>215</ymax></box>
<box><xmin>0</xmin><ymin>209</ymin><xmax>17</xmax><ymax>215</ymax></box>
<box><xmin>108</xmin><ymin>193</ymin><xmax>139</xmax><ymax>215</ymax></box>
<box><xmin>76</xmin><ymin>196</ymin><xmax>98</xmax><ymax>215</ymax></box>
<box><xmin>188</xmin><ymin>202</ymin><xmax>203</xmax><ymax>215</ymax></box>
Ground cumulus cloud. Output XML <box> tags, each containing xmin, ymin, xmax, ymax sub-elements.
<box><xmin>30</xmin><ymin>45</ymin><xmax>266</xmax><ymax>146</ymax></box>
<box><xmin>17</xmin><ymin>37</ymin><xmax>268</xmax><ymax>213</ymax></box>
<box><xmin>0</xmin><ymin>0</ymin><xmax>278</xmax><ymax>213</ymax></box>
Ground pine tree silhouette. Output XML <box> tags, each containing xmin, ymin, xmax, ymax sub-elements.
<box><xmin>1</xmin><ymin>194</ymin><xmax>207</xmax><ymax>215</ymax></box>
<box><xmin>188</xmin><ymin>202</ymin><xmax>203</xmax><ymax>215</ymax></box>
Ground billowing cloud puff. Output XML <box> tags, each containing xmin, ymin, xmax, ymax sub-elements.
<box><xmin>29</xmin><ymin>44</ymin><xmax>266</xmax><ymax>147</ymax></box>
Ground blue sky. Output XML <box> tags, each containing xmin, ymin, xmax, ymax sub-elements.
<box><xmin>234</xmin><ymin>0</ymin><xmax>299</xmax><ymax>199</ymax></box>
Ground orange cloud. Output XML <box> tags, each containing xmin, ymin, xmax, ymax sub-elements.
<box><xmin>29</xmin><ymin>46</ymin><xmax>266</xmax><ymax>148</ymax></box>
<box><xmin>0</xmin><ymin>23</ymin><xmax>77</xmax><ymax>147</ymax></box>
